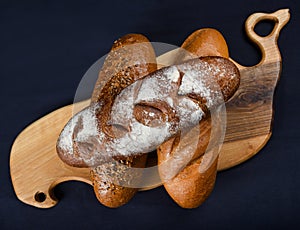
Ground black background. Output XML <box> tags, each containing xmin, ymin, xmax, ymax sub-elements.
<box><xmin>1</xmin><ymin>0</ymin><xmax>299</xmax><ymax>229</ymax></box>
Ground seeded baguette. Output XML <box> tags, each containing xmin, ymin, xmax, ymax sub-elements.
<box><xmin>91</xmin><ymin>34</ymin><xmax>157</xmax><ymax>208</ymax></box>
<box><xmin>57</xmin><ymin>34</ymin><xmax>157</xmax><ymax>207</ymax></box>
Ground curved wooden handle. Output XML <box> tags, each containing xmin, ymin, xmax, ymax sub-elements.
<box><xmin>245</xmin><ymin>9</ymin><xmax>290</xmax><ymax>64</ymax></box>
<box><xmin>10</xmin><ymin>100</ymin><xmax>92</xmax><ymax>208</ymax></box>
<box><xmin>218</xmin><ymin>9</ymin><xmax>290</xmax><ymax>170</ymax></box>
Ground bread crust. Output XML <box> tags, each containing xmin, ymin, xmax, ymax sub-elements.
<box><xmin>90</xmin><ymin>153</ymin><xmax>148</xmax><ymax>208</ymax></box>
<box><xmin>158</xmin><ymin>29</ymin><xmax>231</xmax><ymax>208</ymax></box>
<box><xmin>56</xmin><ymin>34</ymin><xmax>157</xmax><ymax>207</ymax></box>
<box><xmin>164</xmin><ymin>156</ymin><xmax>218</xmax><ymax>208</ymax></box>
<box><xmin>180</xmin><ymin>28</ymin><xmax>229</xmax><ymax>59</ymax></box>
<box><xmin>91</xmin><ymin>34</ymin><xmax>157</xmax><ymax>208</ymax></box>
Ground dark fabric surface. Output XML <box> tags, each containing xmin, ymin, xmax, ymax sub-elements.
<box><xmin>1</xmin><ymin>0</ymin><xmax>299</xmax><ymax>229</ymax></box>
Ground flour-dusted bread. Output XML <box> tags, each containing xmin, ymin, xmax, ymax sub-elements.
<box><xmin>57</xmin><ymin>56</ymin><xmax>239</xmax><ymax>166</ymax></box>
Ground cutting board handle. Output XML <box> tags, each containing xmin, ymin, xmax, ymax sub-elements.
<box><xmin>245</xmin><ymin>9</ymin><xmax>290</xmax><ymax>65</ymax></box>
<box><xmin>218</xmin><ymin>9</ymin><xmax>290</xmax><ymax>170</ymax></box>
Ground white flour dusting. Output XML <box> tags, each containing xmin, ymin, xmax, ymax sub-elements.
<box><xmin>58</xmin><ymin>57</ymin><xmax>232</xmax><ymax>165</ymax></box>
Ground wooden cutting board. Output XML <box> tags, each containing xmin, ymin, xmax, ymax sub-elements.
<box><xmin>10</xmin><ymin>9</ymin><xmax>290</xmax><ymax>208</ymax></box>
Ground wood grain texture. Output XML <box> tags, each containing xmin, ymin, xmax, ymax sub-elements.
<box><xmin>218</xmin><ymin>9</ymin><xmax>290</xmax><ymax>170</ymax></box>
<box><xmin>10</xmin><ymin>100</ymin><xmax>91</xmax><ymax>208</ymax></box>
<box><xmin>10</xmin><ymin>9</ymin><xmax>290</xmax><ymax>208</ymax></box>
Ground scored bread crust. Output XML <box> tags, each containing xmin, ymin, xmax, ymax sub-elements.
<box><xmin>157</xmin><ymin>28</ymin><xmax>232</xmax><ymax>208</ymax></box>
<box><xmin>57</xmin><ymin>56</ymin><xmax>239</xmax><ymax>167</ymax></box>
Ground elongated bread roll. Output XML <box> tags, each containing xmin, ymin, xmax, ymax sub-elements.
<box><xmin>157</xmin><ymin>28</ymin><xmax>231</xmax><ymax>208</ymax></box>
<box><xmin>57</xmin><ymin>34</ymin><xmax>157</xmax><ymax>207</ymax></box>
<box><xmin>91</xmin><ymin>34</ymin><xmax>157</xmax><ymax>208</ymax></box>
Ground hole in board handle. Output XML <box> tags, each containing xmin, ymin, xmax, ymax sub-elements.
<box><xmin>34</xmin><ymin>191</ymin><xmax>47</xmax><ymax>203</ymax></box>
<box><xmin>254</xmin><ymin>19</ymin><xmax>276</xmax><ymax>37</ymax></box>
